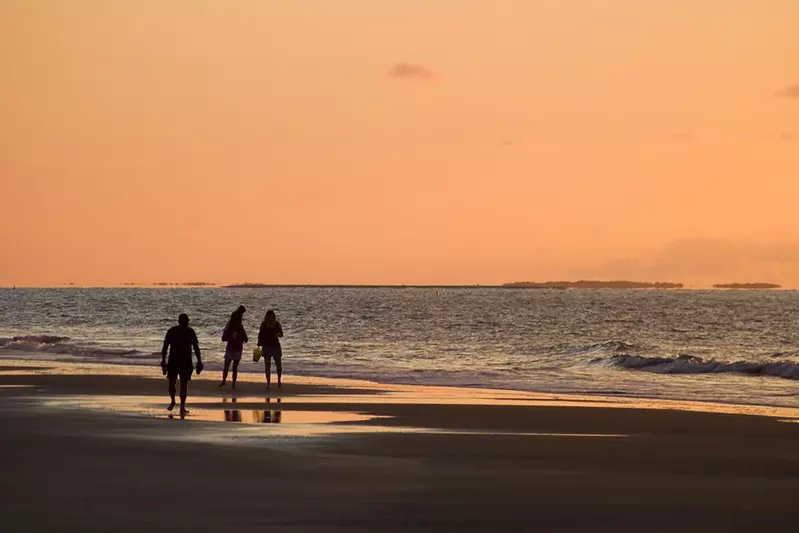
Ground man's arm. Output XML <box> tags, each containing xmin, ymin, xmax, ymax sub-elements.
<box><xmin>161</xmin><ymin>331</ymin><xmax>170</xmax><ymax>374</ymax></box>
<box><xmin>277</xmin><ymin>323</ymin><xmax>284</xmax><ymax>338</ymax></box>
<box><xmin>191</xmin><ymin>330</ymin><xmax>204</xmax><ymax>374</ymax></box>
<box><xmin>161</xmin><ymin>331</ymin><xmax>170</xmax><ymax>365</ymax></box>
<box><xmin>192</xmin><ymin>331</ymin><xmax>202</xmax><ymax>363</ymax></box>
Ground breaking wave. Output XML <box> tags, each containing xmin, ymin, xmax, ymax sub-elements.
<box><xmin>605</xmin><ymin>354</ymin><xmax>799</xmax><ymax>380</ymax></box>
<box><xmin>0</xmin><ymin>335</ymin><xmax>70</xmax><ymax>345</ymax></box>
<box><xmin>0</xmin><ymin>335</ymin><xmax>155</xmax><ymax>359</ymax></box>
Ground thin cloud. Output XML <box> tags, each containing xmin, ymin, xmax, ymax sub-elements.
<box><xmin>388</xmin><ymin>63</ymin><xmax>434</xmax><ymax>81</ymax></box>
<box><xmin>573</xmin><ymin>236</ymin><xmax>799</xmax><ymax>285</ymax></box>
<box><xmin>776</xmin><ymin>84</ymin><xmax>799</xmax><ymax>98</ymax></box>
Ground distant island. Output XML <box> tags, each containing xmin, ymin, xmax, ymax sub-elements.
<box><xmin>712</xmin><ymin>283</ymin><xmax>781</xmax><ymax>290</ymax></box>
<box><xmin>223</xmin><ymin>281</ymin><xmax>685</xmax><ymax>290</ymax></box>
<box><xmin>152</xmin><ymin>282</ymin><xmax>217</xmax><ymax>287</ymax></box>
<box><xmin>503</xmin><ymin>280</ymin><xmax>684</xmax><ymax>289</ymax></box>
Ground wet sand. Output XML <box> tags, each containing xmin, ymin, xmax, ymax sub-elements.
<box><xmin>2</xmin><ymin>360</ymin><xmax>799</xmax><ymax>532</ymax></box>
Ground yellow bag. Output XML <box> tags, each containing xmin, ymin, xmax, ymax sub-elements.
<box><xmin>253</xmin><ymin>347</ymin><xmax>263</xmax><ymax>362</ymax></box>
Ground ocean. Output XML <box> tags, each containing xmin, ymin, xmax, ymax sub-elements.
<box><xmin>2</xmin><ymin>287</ymin><xmax>798</xmax><ymax>408</ymax></box>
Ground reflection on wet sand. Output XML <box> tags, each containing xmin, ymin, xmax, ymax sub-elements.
<box><xmin>194</xmin><ymin>396</ymin><xmax>374</xmax><ymax>425</ymax></box>
<box><xmin>221</xmin><ymin>397</ymin><xmax>288</xmax><ymax>423</ymax></box>
<box><xmin>223</xmin><ymin>397</ymin><xmax>242</xmax><ymax>422</ymax></box>
<box><xmin>33</xmin><ymin>393</ymin><xmax>632</xmax><ymax>438</ymax></box>
<box><xmin>36</xmin><ymin>386</ymin><xmax>799</xmax><ymax>429</ymax></box>
<box><xmin>252</xmin><ymin>397</ymin><xmax>282</xmax><ymax>423</ymax></box>
<box><xmin>38</xmin><ymin>393</ymin><xmax>381</xmax><ymax>425</ymax></box>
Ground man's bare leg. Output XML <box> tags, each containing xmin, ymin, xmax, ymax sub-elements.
<box><xmin>167</xmin><ymin>376</ymin><xmax>177</xmax><ymax>411</ymax></box>
<box><xmin>232</xmin><ymin>360</ymin><xmax>239</xmax><ymax>389</ymax></box>
<box><xmin>179</xmin><ymin>378</ymin><xmax>189</xmax><ymax>416</ymax></box>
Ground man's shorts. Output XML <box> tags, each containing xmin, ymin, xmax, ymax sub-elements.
<box><xmin>167</xmin><ymin>357</ymin><xmax>193</xmax><ymax>381</ymax></box>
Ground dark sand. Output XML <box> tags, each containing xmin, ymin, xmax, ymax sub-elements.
<box><xmin>2</xmin><ymin>361</ymin><xmax>799</xmax><ymax>532</ymax></box>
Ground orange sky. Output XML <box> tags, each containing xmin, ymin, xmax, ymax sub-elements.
<box><xmin>2</xmin><ymin>1</ymin><xmax>798</xmax><ymax>287</ymax></box>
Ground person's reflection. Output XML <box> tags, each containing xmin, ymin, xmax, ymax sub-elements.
<box><xmin>255</xmin><ymin>397</ymin><xmax>282</xmax><ymax>423</ymax></box>
<box><xmin>271</xmin><ymin>397</ymin><xmax>282</xmax><ymax>423</ymax></box>
<box><xmin>223</xmin><ymin>397</ymin><xmax>241</xmax><ymax>422</ymax></box>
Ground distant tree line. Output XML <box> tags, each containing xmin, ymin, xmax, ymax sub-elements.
<box><xmin>712</xmin><ymin>283</ymin><xmax>781</xmax><ymax>289</ymax></box>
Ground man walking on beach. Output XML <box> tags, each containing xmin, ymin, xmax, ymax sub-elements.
<box><xmin>161</xmin><ymin>313</ymin><xmax>203</xmax><ymax>417</ymax></box>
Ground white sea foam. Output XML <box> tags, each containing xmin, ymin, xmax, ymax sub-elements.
<box><xmin>606</xmin><ymin>354</ymin><xmax>799</xmax><ymax>380</ymax></box>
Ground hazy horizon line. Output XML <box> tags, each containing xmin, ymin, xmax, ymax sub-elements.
<box><xmin>1</xmin><ymin>282</ymin><xmax>793</xmax><ymax>290</ymax></box>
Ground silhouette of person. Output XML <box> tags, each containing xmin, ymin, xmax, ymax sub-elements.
<box><xmin>257</xmin><ymin>310</ymin><xmax>284</xmax><ymax>389</ymax></box>
<box><xmin>259</xmin><ymin>397</ymin><xmax>282</xmax><ymax>423</ymax></box>
<box><xmin>220</xmin><ymin>305</ymin><xmax>247</xmax><ymax>389</ymax></box>
<box><xmin>223</xmin><ymin>397</ymin><xmax>241</xmax><ymax>422</ymax></box>
<box><xmin>271</xmin><ymin>397</ymin><xmax>282</xmax><ymax>423</ymax></box>
<box><xmin>161</xmin><ymin>313</ymin><xmax>203</xmax><ymax>417</ymax></box>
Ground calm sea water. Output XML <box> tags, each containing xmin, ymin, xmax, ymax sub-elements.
<box><xmin>2</xmin><ymin>288</ymin><xmax>799</xmax><ymax>408</ymax></box>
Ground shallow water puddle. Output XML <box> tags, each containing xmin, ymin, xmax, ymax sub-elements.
<box><xmin>41</xmin><ymin>394</ymin><xmax>382</xmax><ymax>426</ymax></box>
<box><xmin>161</xmin><ymin>408</ymin><xmax>376</xmax><ymax>425</ymax></box>
<box><xmin>33</xmin><ymin>393</ymin><xmax>634</xmax><ymax>441</ymax></box>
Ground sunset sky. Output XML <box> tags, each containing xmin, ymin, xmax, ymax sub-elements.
<box><xmin>2</xmin><ymin>1</ymin><xmax>798</xmax><ymax>287</ymax></box>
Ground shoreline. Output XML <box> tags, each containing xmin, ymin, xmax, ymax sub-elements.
<box><xmin>0</xmin><ymin>350</ymin><xmax>799</xmax><ymax>414</ymax></box>
<box><xmin>3</xmin><ymin>357</ymin><xmax>799</xmax><ymax>421</ymax></box>
<box><xmin>4</xmin><ymin>360</ymin><xmax>799</xmax><ymax>531</ymax></box>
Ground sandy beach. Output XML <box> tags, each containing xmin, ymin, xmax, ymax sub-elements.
<box><xmin>2</xmin><ymin>359</ymin><xmax>799</xmax><ymax>532</ymax></box>
<box><xmin>5</xmin><ymin>0</ymin><xmax>799</xmax><ymax>529</ymax></box>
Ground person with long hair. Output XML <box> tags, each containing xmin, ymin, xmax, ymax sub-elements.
<box><xmin>219</xmin><ymin>305</ymin><xmax>247</xmax><ymax>389</ymax></box>
<box><xmin>257</xmin><ymin>309</ymin><xmax>284</xmax><ymax>389</ymax></box>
